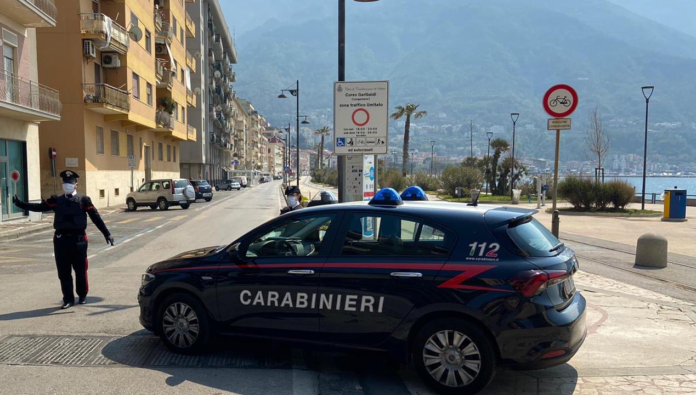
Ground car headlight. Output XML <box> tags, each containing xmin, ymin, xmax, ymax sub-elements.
<box><xmin>141</xmin><ymin>273</ymin><xmax>155</xmax><ymax>286</ymax></box>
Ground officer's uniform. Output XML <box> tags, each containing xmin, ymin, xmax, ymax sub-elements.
<box><xmin>13</xmin><ymin>170</ymin><xmax>113</xmax><ymax>309</ymax></box>
<box><xmin>280</xmin><ymin>186</ymin><xmax>304</xmax><ymax>215</ymax></box>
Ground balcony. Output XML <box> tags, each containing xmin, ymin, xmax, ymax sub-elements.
<box><xmin>186</xmin><ymin>89</ymin><xmax>196</xmax><ymax>107</ymax></box>
<box><xmin>3</xmin><ymin>0</ymin><xmax>56</xmax><ymax>27</ymax></box>
<box><xmin>82</xmin><ymin>83</ymin><xmax>130</xmax><ymax>115</ymax></box>
<box><xmin>155</xmin><ymin>60</ymin><xmax>164</xmax><ymax>80</ymax></box>
<box><xmin>80</xmin><ymin>14</ymin><xmax>129</xmax><ymax>54</ymax></box>
<box><xmin>155</xmin><ymin>21</ymin><xmax>174</xmax><ymax>44</ymax></box>
<box><xmin>154</xmin><ymin>11</ymin><xmax>163</xmax><ymax>31</ymax></box>
<box><xmin>155</xmin><ymin>110</ymin><xmax>174</xmax><ymax>130</ymax></box>
<box><xmin>187</xmin><ymin>125</ymin><xmax>197</xmax><ymax>141</ymax></box>
<box><xmin>0</xmin><ymin>69</ymin><xmax>61</xmax><ymax>122</ymax></box>
<box><xmin>157</xmin><ymin>69</ymin><xmax>174</xmax><ymax>90</ymax></box>
<box><xmin>186</xmin><ymin>51</ymin><xmax>196</xmax><ymax>74</ymax></box>
<box><xmin>213</xmin><ymin>34</ymin><xmax>223</xmax><ymax>59</ymax></box>
<box><xmin>185</xmin><ymin>11</ymin><xmax>195</xmax><ymax>38</ymax></box>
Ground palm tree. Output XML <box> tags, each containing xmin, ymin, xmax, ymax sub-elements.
<box><xmin>489</xmin><ymin>138</ymin><xmax>510</xmax><ymax>195</ymax></box>
<box><xmin>313</xmin><ymin>127</ymin><xmax>331</xmax><ymax>170</ymax></box>
<box><xmin>391</xmin><ymin>103</ymin><xmax>427</xmax><ymax>176</ymax></box>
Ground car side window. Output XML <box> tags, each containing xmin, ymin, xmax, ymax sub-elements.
<box><xmin>138</xmin><ymin>183</ymin><xmax>150</xmax><ymax>193</ymax></box>
<box><xmin>151</xmin><ymin>182</ymin><xmax>161</xmax><ymax>191</ymax></box>
<box><xmin>341</xmin><ymin>213</ymin><xmax>453</xmax><ymax>257</ymax></box>
<box><xmin>161</xmin><ymin>181</ymin><xmax>171</xmax><ymax>190</ymax></box>
<box><xmin>246</xmin><ymin>215</ymin><xmax>335</xmax><ymax>258</ymax></box>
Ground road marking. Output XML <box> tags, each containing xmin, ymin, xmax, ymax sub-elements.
<box><xmin>194</xmin><ymin>193</ymin><xmax>238</xmax><ymax>211</ymax></box>
<box><xmin>170</xmin><ymin>215</ymin><xmax>187</xmax><ymax>221</ymax></box>
<box><xmin>116</xmin><ymin>218</ymin><xmax>139</xmax><ymax>224</ymax></box>
<box><xmin>143</xmin><ymin>217</ymin><xmax>164</xmax><ymax>223</ymax></box>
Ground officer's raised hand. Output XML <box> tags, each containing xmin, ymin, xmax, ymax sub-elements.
<box><xmin>12</xmin><ymin>194</ymin><xmax>20</xmax><ymax>205</ymax></box>
<box><xmin>106</xmin><ymin>234</ymin><xmax>115</xmax><ymax>246</ymax></box>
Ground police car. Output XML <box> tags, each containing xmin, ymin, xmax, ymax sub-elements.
<box><xmin>138</xmin><ymin>188</ymin><xmax>586</xmax><ymax>395</ymax></box>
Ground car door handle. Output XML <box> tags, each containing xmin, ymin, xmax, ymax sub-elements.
<box><xmin>390</xmin><ymin>272</ymin><xmax>423</xmax><ymax>278</ymax></box>
<box><xmin>288</xmin><ymin>270</ymin><xmax>315</xmax><ymax>276</ymax></box>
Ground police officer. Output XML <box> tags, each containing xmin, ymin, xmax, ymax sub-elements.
<box><xmin>280</xmin><ymin>186</ymin><xmax>304</xmax><ymax>215</ymax></box>
<box><xmin>13</xmin><ymin>170</ymin><xmax>114</xmax><ymax>309</ymax></box>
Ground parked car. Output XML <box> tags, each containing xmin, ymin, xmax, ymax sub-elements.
<box><xmin>273</xmin><ymin>175</ymin><xmax>282</xmax><ymax>180</ymax></box>
<box><xmin>239</xmin><ymin>176</ymin><xmax>248</xmax><ymax>188</ymax></box>
<box><xmin>215</xmin><ymin>180</ymin><xmax>241</xmax><ymax>191</ymax></box>
<box><xmin>191</xmin><ymin>180</ymin><xmax>213</xmax><ymax>202</ymax></box>
<box><xmin>126</xmin><ymin>179</ymin><xmax>195</xmax><ymax>211</ymax></box>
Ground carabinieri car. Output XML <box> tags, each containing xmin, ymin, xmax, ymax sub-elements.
<box><xmin>138</xmin><ymin>188</ymin><xmax>586</xmax><ymax>395</ymax></box>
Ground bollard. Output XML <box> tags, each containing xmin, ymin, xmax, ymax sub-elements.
<box><xmin>634</xmin><ymin>234</ymin><xmax>668</xmax><ymax>268</ymax></box>
<box><xmin>551</xmin><ymin>210</ymin><xmax>560</xmax><ymax>238</ymax></box>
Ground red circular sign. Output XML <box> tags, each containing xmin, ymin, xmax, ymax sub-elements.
<box><xmin>351</xmin><ymin>108</ymin><xmax>370</xmax><ymax>127</ymax></box>
<box><xmin>543</xmin><ymin>84</ymin><xmax>578</xmax><ymax>118</ymax></box>
<box><xmin>10</xmin><ymin>170</ymin><xmax>20</xmax><ymax>182</ymax></box>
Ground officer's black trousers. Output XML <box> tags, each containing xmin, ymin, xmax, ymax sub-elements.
<box><xmin>53</xmin><ymin>234</ymin><xmax>89</xmax><ymax>304</ymax></box>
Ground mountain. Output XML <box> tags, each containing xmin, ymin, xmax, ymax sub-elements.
<box><xmin>606</xmin><ymin>0</ymin><xmax>696</xmax><ymax>38</ymax></box>
<box><xmin>224</xmin><ymin>0</ymin><xmax>696</xmax><ymax>163</ymax></box>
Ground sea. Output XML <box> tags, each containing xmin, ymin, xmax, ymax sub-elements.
<box><xmin>559</xmin><ymin>176</ymin><xmax>696</xmax><ymax>200</ymax></box>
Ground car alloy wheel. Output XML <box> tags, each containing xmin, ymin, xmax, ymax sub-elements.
<box><xmin>127</xmin><ymin>200</ymin><xmax>136</xmax><ymax>211</ymax></box>
<box><xmin>158</xmin><ymin>199</ymin><xmax>169</xmax><ymax>210</ymax></box>
<box><xmin>162</xmin><ymin>302</ymin><xmax>200</xmax><ymax>349</ymax></box>
<box><xmin>422</xmin><ymin>330</ymin><xmax>481</xmax><ymax>387</ymax></box>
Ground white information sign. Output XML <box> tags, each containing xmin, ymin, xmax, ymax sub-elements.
<box><xmin>363</xmin><ymin>155</ymin><xmax>375</xmax><ymax>201</ymax></box>
<box><xmin>345</xmin><ymin>155</ymin><xmax>364</xmax><ymax>202</ymax></box>
<box><xmin>547</xmin><ymin>118</ymin><xmax>572</xmax><ymax>131</ymax></box>
<box><xmin>65</xmin><ymin>158</ymin><xmax>79</xmax><ymax>168</ymax></box>
<box><xmin>334</xmin><ymin>81</ymin><xmax>389</xmax><ymax>155</ymax></box>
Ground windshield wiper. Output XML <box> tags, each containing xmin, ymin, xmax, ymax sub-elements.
<box><xmin>549</xmin><ymin>242</ymin><xmax>565</xmax><ymax>253</ymax></box>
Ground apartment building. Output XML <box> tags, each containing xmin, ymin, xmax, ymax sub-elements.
<box><xmin>179</xmin><ymin>0</ymin><xmax>236</xmax><ymax>182</ymax></box>
<box><xmin>1</xmin><ymin>0</ymin><xmax>61</xmax><ymax>221</ymax></box>
<box><xmin>36</xmin><ymin>0</ymin><xmax>196</xmax><ymax>208</ymax></box>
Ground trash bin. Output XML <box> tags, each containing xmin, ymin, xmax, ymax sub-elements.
<box><xmin>455</xmin><ymin>187</ymin><xmax>463</xmax><ymax>198</ymax></box>
<box><xmin>512</xmin><ymin>189</ymin><xmax>521</xmax><ymax>205</ymax></box>
<box><xmin>663</xmin><ymin>189</ymin><xmax>688</xmax><ymax>222</ymax></box>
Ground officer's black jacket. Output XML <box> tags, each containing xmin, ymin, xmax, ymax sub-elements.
<box><xmin>16</xmin><ymin>194</ymin><xmax>111</xmax><ymax>237</ymax></box>
<box><xmin>279</xmin><ymin>204</ymin><xmax>303</xmax><ymax>215</ymax></box>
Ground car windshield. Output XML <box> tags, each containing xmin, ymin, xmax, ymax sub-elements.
<box><xmin>174</xmin><ymin>180</ymin><xmax>190</xmax><ymax>188</ymax></box>
<box><xmin>507</xmin><ymin>217</ymin><xmax>562</xmax><ymax>257</ymax></box>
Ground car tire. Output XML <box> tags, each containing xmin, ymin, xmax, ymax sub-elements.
<box><xmin>180</xmin><ymin>203</ymin><xmax>190</xmax><ymax>209</ymax></box>
<box><xmin>227</xmin><ymin>186</ymin><xmax>232</xmax><ymax>191</ymax></box>
<box><xmin>150</xmin><ymin>205</ymin><xmax>157</xmax><ymax>210</ymax></box>
<box><xmin>236</xmin><ymin>188</ymin><xmax>240</xmax><ymax>191</ymax></box>
<box><xmin>157</xmin><ymin>293</ymin><xmax>211</xmax><ymax>355</ymax></box>
<box><xmin>413</xmin><ymin>318</ymin><xmax>497</xmax><ymax>395</ymax></box>
<box><xmin>205</xmin><ymin>198</ymin><xmax>212</xmax><ymax>202</ymax></box>
<box><xmin>126</xmin><ymin>199</ymin><xmax>137</xmax><ymax>212</ymax></box>
<box><xmin>158</xmin><ymin>198</ymin><xmax>170</xmax><ymax>211</ymax></box>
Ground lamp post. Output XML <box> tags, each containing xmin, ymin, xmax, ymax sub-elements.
<box><xmin>338</xmin><ymin>0</ymin><xmax>381</xmax><ymax>202</ymax></box>
<box><xmin>486</xmin><ymin>131</ymin><xmax>493</xmax><ymax>195</ymax></box>
<box><xmin>430</xmin><ymin>140</ymin><xmax>435</xmax><ymax>177</ymax></box>
<box><xmin>279</xmin><ymin>84</ymin><xmax>310</xmax><ymax>187</ymax></box>
<box><xmin>410</xmin><ymin>150</ymin><xmax>415</xmax><ymax>177</ymax></box>
<box><xmin>641</xmin><ymin>86</ymin><xmax>654</xmax><ymax>211</ymax></box>
<box><xmin>510</xmin><ymin>112</ymin><xmax>519</xmax><ymax>197</ymax></box>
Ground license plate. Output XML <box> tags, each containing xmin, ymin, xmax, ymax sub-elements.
<box><xmin>179</xmin><ymin>201</ymin><xmax>186</xmax><ymax>205</ymax></box>
<box><xmin>203</xmin><ymin>193</ymin><xmax>212</xmax><ymax>197</ymax></box>
<box><xmin>563</xmin><ymin>277</ymin><xmax>576</xmax><ymax>297</ymax></box>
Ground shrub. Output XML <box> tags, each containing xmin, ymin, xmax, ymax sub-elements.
<box><xmin>557</xmin><ymin>176</ymin><xmax>595</xmax><ymax>210</ymax></box>
<box><xmin>413</xmin><ymin>172</ymin><xmax>441</xmax><ymax>192</ymax></box>
<box><xmin>312</xmin><ymin>169</ymin><xmax>338</xmax><ymax>187</ymax></box>
<box><xmin>440</xmin><ymin>166</ymin><xmax>484</xmax><ymax>197</ymax></box>
<box><xmin>606</xmin><ymin>180</ymin><xmax>635</xmax><ymax>209</ymax></box>
<box><xmin>379</xmin><ymin>168</ymin><xmax>407</xmax><ymax>191</ymax></box>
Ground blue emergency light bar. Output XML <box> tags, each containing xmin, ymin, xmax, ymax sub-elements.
<box><xmin>401</xmin><ymin>186</ymin><xmax>429</xmax><ymax>201</ymax></box>
<box><xmin>369</xmin><ymin>188</ymin><xmax>403</xmax><ymax>206</ymax></box>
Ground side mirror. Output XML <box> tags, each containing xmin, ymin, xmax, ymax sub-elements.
<box><xmin>227</xmin><ymin>243</ymin><xmax>246</xmax><ymax>262</ymax></box>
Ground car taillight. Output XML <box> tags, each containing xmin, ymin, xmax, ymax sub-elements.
<box><xmin>511</xmin><ymin>270</ymin><xmax>570</xmax><ymax>298</ymax></box>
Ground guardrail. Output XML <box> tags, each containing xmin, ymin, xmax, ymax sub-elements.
<box><xmin>82</xmin><ymin>83</ymin><xmax>130</xmax><ymax>111</ymax></box>
<box><xmin>0</xmin><ymin>69</ymin><xmax>61</xmax><ymax>116</ymax></box>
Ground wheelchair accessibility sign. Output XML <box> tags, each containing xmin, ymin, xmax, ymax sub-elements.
<box><xmin>336</xmin><ymin>138</ymin><xmax>346</xmax><ymax>147</ymax></box>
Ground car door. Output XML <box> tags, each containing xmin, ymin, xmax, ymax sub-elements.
<box><xmin>150</xmin><ymin>181</ymin><xmax>162</xmax><ymax>203</ymax></box>
<box><xmin>319</xmin><ymin>212</ymin><xmax>456</xmax><ymax>346</ymax></box>
<box><xmin>135</xmin><ymin>182</ymin><xmax>151</xmax><ymax>203</ymax></box>
<box><xmin>216</xmin><ymin>212</ymin><xmax>342</xmax><ymax>339</ymax></box>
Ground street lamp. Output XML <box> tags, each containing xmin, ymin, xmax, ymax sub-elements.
<box><xmin>510</xmin><ymin>112</ymin><xmax>519</xmax><ymax>197</ymax></box>
<box><xmin>337</xmin><ymin>0</ymin><xmax>381</xmax><ymax>202</ymax></box>
<box><xmin>641</xmin><ymin>86</ymin><xmax>654</xmax><ymax>211</ymax></box>
<box><xmin>430</xmin><ymin>140</ymin><xmax>435</xmax><ymax>177</ymax></box>
<box><xmin>486</xmin><ymin>131</ymin><xmax>493</xmax><ymax>195</ymax></box>
<box><xmin>278</xmin><ymin>82</ymin><xmax>310</xmax><ymax>187</ymax></box>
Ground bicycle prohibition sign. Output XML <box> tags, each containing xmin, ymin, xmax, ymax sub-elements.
<box><xmin>543</xmin><ymin>84</ymin><xmax>578</xmax><ymax>118</ymax></box>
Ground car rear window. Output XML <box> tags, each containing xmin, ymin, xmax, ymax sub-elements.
<box><xmin>507</xmin><ymin>217</ymin><xmax>561</xmax><ymax>257</ymax></box>
<box><xmin>174</xmin><ymin>180</ymin><xmax>190</xmax><ymax>188</ymax></box>
<box><xmin>193</xmin><ymin>181</ymin><xmax>209</xmax><ymax>186</ymax></box>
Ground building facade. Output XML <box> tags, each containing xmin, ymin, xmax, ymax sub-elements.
<box><xmin>1</xmin><ymin>0</ymin><xmax>61</xmax><ymax>221</ymax></box>
<box><xmin>179</xmin><ymin>0</ymin><xmax>236</xmax><ymax>183</ymax></box>
<box><xmin>35</xmin><ymin>0</ymin><xmax>196</xmax><ymax>208</ymax></box>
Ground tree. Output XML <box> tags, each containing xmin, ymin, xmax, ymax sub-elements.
<box><xmin>391</xmin><ymin>103</ymin><xmax>428</xmax><ymax>176</ymax></box>
<box><xmin>314</xmin><ymin>127</ymin><xmax>331</xmax><ymax>170</ymax></box>
<box><xmin>489</xmin><ymin>138</ymin><xmax>510</xmax><ymax>195</ymax></box>
<box><xmin>497</xmin><ymin>156</ymin><xmax>526</xmax><ymax>195</ymax></box>
<box><xmin>585</xmin><ymin>106</ymin><xmax>610</xmax><ymax>175</ymax></box>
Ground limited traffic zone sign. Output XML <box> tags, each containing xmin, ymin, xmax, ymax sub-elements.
<box><xmin>334</xmin><ymin>81</ymin><xmax>389</xmax><ymax>155</ymax></box>
<box><xmin>352</xmin><ymin>108</ymin><xmax>370</xmax><ymax>127</ymax></box>
<box><xmin>543</xmin><ymin>84</ymin><xmax>578</xmax><ymax>118</ymax></box>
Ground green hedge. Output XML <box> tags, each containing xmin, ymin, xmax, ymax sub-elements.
<box><xmin>441</xmin><ymin>166</ymin><xmax>484</xmax><ymax>197</ymax></box>
<box><xmin>557</xmin><ymin>176</ymin><xmax>634</xmax><ymax>210</ymax></box>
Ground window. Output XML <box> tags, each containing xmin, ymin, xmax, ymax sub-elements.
<box><xmin>138</xmin><ymin>183</ymin><xmax>151</xmax><ymax>193</ymax></box>
<box><xmin>146</xmin><ymin>83</ymin><xmax>153</xmax><ymax>106</ymax></box>
<box><xmin>174</xmin><ymin>180</ymin><xmax>189</xmax><ymax>188</ymax></box>
<box><xmin>127</xmin><ymin>134</ymin><xmax>134</xmax><ymax>157</ymax></box>
<box><xmin>145</xmin><ymin>29</ymin><xmax>152</xmax><ymax>53</ymax></box>
<box><xmin>173</xmin><ymin>18</ymin><xmax>177</xmax><ymax>33</ymax></box>
<box><xmin>3</xmin><ymin>43</ymin><xmax>16</xmax><ymax>75</ymax></box>
<box><xmin>507</xmin><ymin>217</ymin><xmax>561</xmax><ymax>258</ymax></box>
<box><xmin>158</xmin><ymin>142</ymin><xmax>163</xmax><ymax>161</ymax></box>
<box><xmin>111</xmin><ymin>130</ymin><xmax>120</xmax><ymax>156</ymax></box>
<box><xmin>91</xmin><ymin>0</ymin><xmax>99</xmax><ymax>13</ymax></box>
<box><xmin>139</xmin><ymin>137</ymin><xmax>143</xmax><ymax>157</ymax></box>
<box><xmin>181</xmin><ymin>105</ymin><xmax>185</xmax><ymax>123</ymax></box>
<box><xmin>180</xmin><ymin>67</ymin><xmax>184</xmax><ymax>84</ymax></box>
<box><xmin>131</xmin><ymin>12</ymin><xmax>139</xmax><ymax>29</ymax></box>
<box><xmin>99</xmin><ymin>189</ymin><xmax>105</xmax><ymax>198</ymax></box>
<box><xmin>151</xmin><ymin>182</ymin><xmax>162</xmax><ymax>192</ymax></box>
<box><xmin>180</xmin><ymin>27</ymin><xmax>184</xmax><ymax>44</ymax></box>
<box><xmin>132</xmin><ymin>73</ymin><xmax>140</xmax><ymax>100</ymax></box>
<box><xmin>161</xmin><ymin>180</ymin><xmax>172</xmax><ymax>190</ymax></box>
<box><xmin>173</xmin><ymin>147</ymin><xmax>177</xmax><ymax>162</ymax></box>
<box><xmin>341</xmin><ymin>214</ymin><xmax>454</xmax><ymax>257</ymax></box>
<box><xmin>114</xmin><ymin>188</ymin><xmax>120</xmax><ymax>197</ymax></box>
<box><xmin>96</xmin><ymin>126</ymin><xmax>104</xmax><ymax>154</ymax></box>
<box><xmin>167</xmin><ymin>145</ymin><xmax>171</xmax><ymax>162</ymax></box>
<box><xmin>245</xmin><ymin>216</ymin><xmax>336</xmax><ymax>258</ymax></box>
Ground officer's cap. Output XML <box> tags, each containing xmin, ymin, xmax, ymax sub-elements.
<box><xmin>285</xmin><ymin>186</ymin><xmax>301</xmax><ymax>196</ymax></box>
<box><xmin>60</xmin><ymin>170</ymin><xmax>80</xmax><ymax>183</ymax></box>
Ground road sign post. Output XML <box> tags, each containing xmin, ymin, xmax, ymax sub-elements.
<box><xmin>543</xmin><ymin>84</ymin><xmax>579</xmax><ymax>238</ymax></box>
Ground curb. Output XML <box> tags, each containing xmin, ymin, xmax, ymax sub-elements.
<box><xmin>548</xmin><ymin>209</ymin><xmax>663</xmax><ymax>218</ymax></box>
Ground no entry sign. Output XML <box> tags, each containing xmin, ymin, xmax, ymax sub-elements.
<box><xmin>334</xmin><ymin>81</ymin><xmax>389</xmax><ymax>155</ymax></box>
<box><xmin>543</xmin><ymin>84</ymin><xmax>578</xmax><ymax>118</ymax></box>
<box><xmin>10</xmin><ymin>170</ymin><xmax>20</xmax><ymax>182</ymax></box>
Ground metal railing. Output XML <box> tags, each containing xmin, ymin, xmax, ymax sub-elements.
<box><xmin>22</xmin><ymin>0</ymin><xmax>57</xmax><ymax>21</ymax></box>
<box><xmin>156</xmin><ymin>110</ymin><xmax>174</xmax><ymax>129</ymax></box>
<box><xmin>155</xmin><ymin>60</ymin><xmax>164</xmax><ymax>78</ymax></box>
<box><xmin>0</xmin><ymin>69</ymin><xmax>61</xmax><ymax>116</ymax></box>
<box><xmin>156</xmin><ymin>21</ymin><xmax>174</xmax><ymax>41</ymax></box>
<box><xmin>82</xmin><ymin>83</ymin><xmax>130</xmax><ymax>111</ymax></box>
<box><xmin>154</xmin><ymin>11</ymin><xmax>163</xmax><ymax>31</ymax></box>
<box><xmin>80</xmin><ymin>13</ymin><xmax>129</xmax><ymax>50</ymax></box>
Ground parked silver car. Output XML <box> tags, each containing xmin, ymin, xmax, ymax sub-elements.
<box><xmin>126</xmin><ymin>179</ymin><xmax>195</xmax><ymax>211</ymax></box>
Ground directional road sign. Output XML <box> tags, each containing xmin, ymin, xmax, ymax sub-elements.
<box><xmin>334</xmin><ymin>81</ymin><xmax>389</xmax><ymax>155</ymax></box>
<box><xmin>543</xmin><ymin>84</ymin><xmax>578</xmax><ymax>118</ymax></box>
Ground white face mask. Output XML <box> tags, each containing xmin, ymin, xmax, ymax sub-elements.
<box><xmin>62</xmin><ymin>183</ymin><xmax>76</xmax><ymax>195</ymax></box>
<box><xmin>287</xmin><ymin>196</ymin><xmax>298</xmax><ymax>207</ymax></box>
